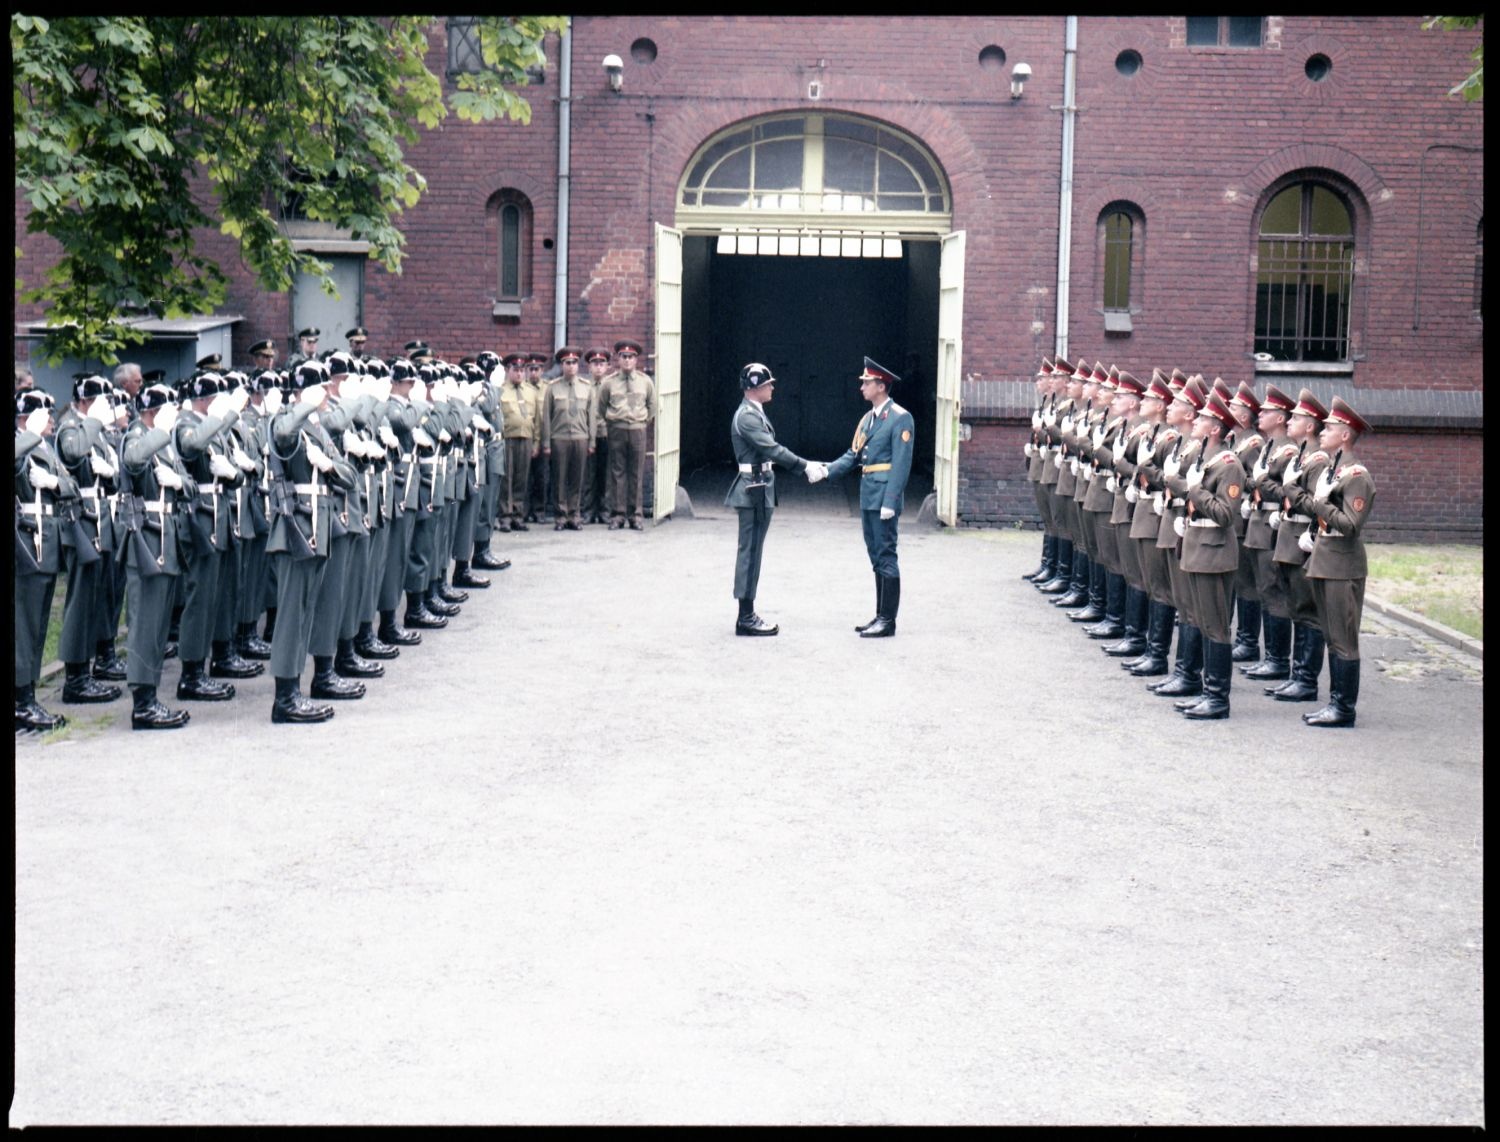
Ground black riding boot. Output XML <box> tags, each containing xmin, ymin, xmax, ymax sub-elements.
<box><xmin>1037</xmin><ymin>539</ymin><xmax>1072</xmax><ymax>594</ymax></box>
<box><xmin>1022</xmin><ymin>533</ymin><xmax>1055</xmax><ymax>582</ymax></box>
<box><xmin>1181</xmin><ymin>639</ymin><xmax>1232</xmax><ymax>720</ymax></box>
<box><xmin>1154</xmin><ymin>623</ymin><xmax>1204</xmax><ymax>700</ymax></box>
<box><xmin>1084</xmin><ymin>572</ymin><xmax>1126</xmax><ymax>638</ymax></box>
<box><xmin>1242</xmin><ymin>613</ymin><xmax>1291</xmax><ymax>680</ymax></box>
<box><xmin>861</xmin><ymin>575</ymin><xmax>899</xmax><ymax>638</ymax></box>
<box><xmin>1231</xmin><ymin>597</ymin><xmax>1262</xmax><ymax>662</ymax></box>
<box><xmin>1303</xmin><ymin>654</ymin><xmax>1359</xmax><ymax>727</ymax></box>
<box><xmin>1128</xmin><ymin>600</ymin><xmax>1174</xmax><ymax>676</ymax></box>
<box><xmin>1103</xmin><ymin>585</ymin><xmax>1147</xmax><ymax>656</ymax></box>
<box><xmin>855</xmin><ymin>574</ymin><xmax>882</xmax><ymax>632</ymax></box>
<box><xmin>1053</xmin><ymin>550</ymin><xmax>1090</xmax><ymax>608</ymax></box>
<box><xmin>1271</xmin><ymin>623</ymin><xmax>1323</xmax><ymax>701</ymax></box>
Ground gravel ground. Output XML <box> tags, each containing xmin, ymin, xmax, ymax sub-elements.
<box><xmin>14</xmin><ymin>472</ymin><xmax>1484</xmax><ymax>1126</ymax></box>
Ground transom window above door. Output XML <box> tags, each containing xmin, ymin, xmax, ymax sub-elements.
<box><xmin>679</xmin><ymin>114</ymin><xmax>951</xmax><ymax>229</ymax></box>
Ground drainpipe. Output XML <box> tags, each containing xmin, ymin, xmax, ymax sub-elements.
<box><xmin>553</xmin><ymin>17</ymin><xmax>573</xmax><ymax>349</ymax></box>
<box><xmin>1054</xmin><ymin>16</ymin><xmax>1078</xmax><ymax>362</ymax></box>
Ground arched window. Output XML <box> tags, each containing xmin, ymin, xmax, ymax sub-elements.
<box><xmin>1098</xmin><ymin>202</ymin><xmax>1144</xmax><ymax>333</ymax></box>
<box><xmin>679</xmin><ymin>114</ymin><xmax>949</xmax><ymax>219</ymax></box>
<box><xmin>1254</xmin><ymin>180</ymin><xmax>1355</xmax><ymax>362</ymax></box>
<box><xmin>487</xmin><ymin>189</ymin><xmax>533</xmax><ymax>306</ymax></box>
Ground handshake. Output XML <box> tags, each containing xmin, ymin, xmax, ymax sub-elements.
<box><xmin>805</xmin><ymin>461</ymin><xmax>828</xmax><ymax>484</ymax></box>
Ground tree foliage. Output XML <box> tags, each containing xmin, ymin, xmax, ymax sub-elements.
<box><xmin>13</xmin><ymin>15</ymin><xmax>566</xmax><ymax>363</ymax></box>
<box><xmin>1424</xmin><ymin>16</ymin><xmax>1483</xmax><ymax>101</ymax></box>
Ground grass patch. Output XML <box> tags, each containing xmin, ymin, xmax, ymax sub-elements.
<box><xmin>1358</xmin><ymin>543</ymin><xmax>1481</xmax><ymax>640</ymax></box>
<box><xmin>43</xmin><ymin>585</ymin><xmax>67</xmax><ymax>667</ymax></box>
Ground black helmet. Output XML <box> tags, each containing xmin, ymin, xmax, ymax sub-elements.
<box><xmin>740</xmin><ymin>362</ymin><xmax>775</xmax><ymax>391</ymax></box>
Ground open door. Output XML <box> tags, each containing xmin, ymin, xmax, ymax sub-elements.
<box><xmin>935</xmin><ymin>230</ymin><xmax>965</xmax><ymax>526</ymax></box>
<box><xmin>652</xmin><ymin>222</ymin><xmax>683</xmax><ymax>522</ymax></box>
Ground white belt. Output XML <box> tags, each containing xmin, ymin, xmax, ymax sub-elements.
<box><xmin>1284</xmin><ymin>512</ymin><xmax>1311</xmax><ymax>524</ymax></box>
<box><xmin>18</xmin><ymin>503</ymin><xmax>54</xmax><ymax>516</ymax></box>
<box><xmin>1187</xmin><ymin>518</ymin><xmax>1222</xmax><ymax>529</ymax></box>
<box><xmin>738</xmin><ymin>463</ymin><xmax>770</xmax><ymax>473</ymax></box>
<box><xmin>78</xmin><ymin>487</ymin><xmax>102</xmax><ymax>501</ymax></box>
<box><xmin>293</xmin><ymin>482</ymin><xmax>330</xmax><ymax>495</ymax></box>
<box><xmin>399</xmin><ymin>453</ymin><xmax>413</xmax><ymax>463</ymax></box>
<box><xmin>143</xmin><ymin>501</ymin><xmax>173</xmax><ymax>515</ymax></box>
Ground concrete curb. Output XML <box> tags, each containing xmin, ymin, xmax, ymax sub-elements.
<box><xmin>1364</xmin><ymin>594</ymin><xmax>1483</xmax><ymax>662</ymax></box>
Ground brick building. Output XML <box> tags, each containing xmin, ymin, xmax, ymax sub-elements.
<box><xmin>15</xmin><ymin>16</ymin><xmax>1484</xmax><ymax>539</ymax></box>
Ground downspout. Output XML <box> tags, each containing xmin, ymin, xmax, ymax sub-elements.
<box><xmin>1054</xmin><ymin>16</ymin><xmax>1078</xmax><ymax>362</ymax></box>
<box><xmin>553</xmin><ymin>17</ymin><xmax>573</xmax><ymax>349</ymax></box>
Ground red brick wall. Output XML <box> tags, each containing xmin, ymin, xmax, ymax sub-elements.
<box><xmin>14</xmin><ymin>17</ymin><xmax>1483</xmax><ymax>534</ymax></box>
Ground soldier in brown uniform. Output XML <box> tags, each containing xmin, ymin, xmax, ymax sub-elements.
<box><xmin>1290</xmin><ymin>397</ymin><xmax>1375</xmax><ymax>728</ymax></box>
<box><xmin>1263</xmin><ymin>390</ymin><xmax>1331</xmax><ymax>704</ymax></box>
<box><xmin>1033</xmin><ymin>359</ymin><xmax>1074</xmax><ymax>595</ymax></box>
<box><xmin>540</xmin><ymin>346</ymin><xmax>597</xmax><ymax>529</ymax></box>
<box><xmin>1046</xmin><ymin>359</ymin><xmax>1092</xmax><ymax>605</ymax></box>
<box><xmin>497</xmin><ymin>352</ymin><xmax>539</xmax><ymax>531</ymax></box>
<box><xmin>598</xmin><ymin>338</ymin><xmax>656</xmax><ymax>529</ymax></box>
<box><xmin>581</xmin><ymin>347</ymin><xmax>612</xmax><ymax>524</ymax></box>
<box><xmin>1020</xmin><ymin>357</ymin><xmax>1058</xmax><ymax>583</ymax></box>
<box><xmin>1145</xmin><ymin>377</ymin><xmax>1208</xmax><ymax>699</ymax></box>
<box><xmin>1114</xmin><ymin>370</ymin><xmax>1177</xmax><ymax>672</ymax></box>
<box><xmin>1076</xmin><ymin>367</ymin><xmax>1126</xmax><ymax>633</ymax></box>
<box><xmin>1097</xmin><ymin>370</ymin><xmax>1148</xmax><ymax>651</ymax></box>
<box><xmin>524</xmin><ymin>352</ymin><xmax>551</xmax><ymax>523</ymax></box>
<box><xmin>1225</xmin><ymin>382</ymin><xmax>1266</xmax><ymax>665</ymax></box>
<box><xmin>1171</xmin><ymin>392</ymin><xmax>1248</xmax><ymax>720</ymax></box>
<box><xmin>1061</xmin><ymin>362</ymin><xmax>1113</xmax><ymax>622</ymax></box>
<box><xmin>1239</xmin><ymin>385</ymin><xmax>1299</xmax><ymax>683</ymax></box>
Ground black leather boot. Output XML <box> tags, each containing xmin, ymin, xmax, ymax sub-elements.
<box><xmin>310</xmin><ymin>655</ymin><xmax>365</xmax><ymax>700</ymax></box>
<box><xmin>1231</xmin><ymin>597</ymin><xmax>1262</xmax><ymax>662</ymax></box>
<box><xmin>15</xmin><ymin>684</ymin><xmax>66</xmax><ymax>733</ymax></box>
<box><xmin>1155</xmin><ymin>624</ymin><xmax>1204</xmax><ymax>700</ymax></box>
<box><xmin>1104</xmin><ymin>585</ymin><xmax>1148</xmax><ymax>656</ymax></box>
<box><xmin>1022</xmin><ymin>533</ymin><xmax>1055</xmax><ymax>582</ymax></box>
<box><xmin>131</xmin><ymin>684</ymin><xmax>190</xmax><ymax>730</ymax></box>
<box><xmin>63</xmin><ymin>661</ymin><xmax>123</xmax><ymax>704</ymax></box>
<box><xmin>353</xmin><ymin>620</ymin><xmax>399</xmax><ymax>661</ymax></box>
<box><xmin>1129</xmin><ymin>602</ymin><xmax>1175</xmax><ymax>676</ymax></box>
<box><xmin>855</xmin><ymin>574</ymin><xmax>882</xmax><ymax>632</ymax></box>
<box><xmin>1085</xmin><ymin>573</ymin><xmax>1126</xmax><ymax>638</ymax></box>
<box><xmin>211</xmin><ymin>638</ymin><xmax>264</xmax><ymax>679</ymax></box>
<box><xmin>1303</xmin><ymin>654</ymin><xmax>1359</xmax><ymax>727</ymax></box>
<box><xmin>1243</xmin><ymin>613</ymin><xmax>1291</xmax><ymax>680</ymax></box>
<box><xmin>335</xmin><ymin>637</ymin><xmax>385</xmax><ymax>679</ymax></box>
<box><xmin>261</xmin><ymin>606</ymin><xmax>277</xmax><ymax>645</ymax></box>
<box><xmin>1052</xmin><ymin>549</ymin><xmax>1090</xmax><ymax>608</ymax></box>
<box><xmin>1272</xmin><ymin>623</ymin><xmax>1323</xmax><ymax>702</ymax></box>
<box><xmin>271</xmin><ymin>675</ymin><xmax>335</xmax><ymax>724</ymax></box>
<box><xmin>404</xmin><ymin>591</ymin><xmax>447</xmax><ymax>630</ymax></box>
<box><xmin>451</xmin><ymin>559</ymin><xmax>490</xmax><ymax>589</ymax></box>
<box><xmin>238</xmin><ymin>621</ymin><xmax>273</xmax><ymax>661</ymax></box>
<box><xmin>380</xmin><ymin>607</ymin><xmax>424</xmax><ymax>644</ymax></box>
<box><xmin>1036</xmin><ymin>539</ymin><xmax>1072</xmax><ymax>593</ymax></box>
<box><xmin>860</xmin><ymin>575</ymin><xmax>899</xmax><ymax>638</ymax></box>
<box><xmin>437</xmin><ymin>574</ymin><xmax>469</xmax><ymax>604</ymax></box>
<box><xmin>472</xmin><ymin>545</ymin><xmax>511</xmax><ymax>571</ymax></box>
<box><xmin>425</xmin><ymin>584</ymin><xmax>460</xmax><ymax>617</ymax></box>
<box><xmin>92</xmin><ymin>639</ymin><xmax>128</xmax><ymax>681</ymax></box>
<box><xmin>177</xmin><ymin>660</ymin><xmax>235</xmax><ymax>701</ymax></box>
<box><xmin>1181</xmin><ymin>639</ymin><xmax>1232</xmax><ymax>719</ymax></box>
<box><xmin>1069</xmin><ymin>561</ymin><xmax>1109</xmax><ymax>623</ymax></box>
<box><xmin>736</xmin><ymin>596</ymin><xmax>778</xmax><ymax>636</ymax></box>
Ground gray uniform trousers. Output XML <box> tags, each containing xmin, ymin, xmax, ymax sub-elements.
<box><xmin>734</xmin><ymin>502</ymin><xmax>773</xmax><ymax>601</ymax></box>
<box><xmin>310</xmin><ymin>532</ymin><xmax>352</xmax><ymax>657</ymax></box>
<box><xmin>269</xmin><ymin>551</ymin><xmax>327</xmax><ymax>679</ymax></box>
<box><xmin>15</xmin><ymin>571</ymin><xmax>57</xmax><ymax>687</ymax></box>
<box><xmin>124</xmin><ymin>567</ymin><xmax>174</xmax><ymax>688</ymax></box>
<box><xmin>58</xmin><ymin>543</ymin><xmax>104</xmax><ymax>663</ymax></box>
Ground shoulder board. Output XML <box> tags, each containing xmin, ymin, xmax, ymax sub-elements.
<box><xmin>1275</xmin><ymin>441</ymin><xmax>1299</xmax><ymax>458</ymax></box>
<box><xmin>1307</xmin><ymin>449</ymin><xmax>1330</xmax><ymax>464</ymax></box>
<box><xmin>1336</xmin><ymin>464</ymin><xmax>1368</xmax><ymax>479</ymax></box>
<box><xmin>890</xmin><ymin>401</ymin><xmax>908</xmax><ymax>417</ymax></box>
<box><xmin>1213</xmin><ymin>449</ymin><xmax>1240</xmax><ymax>465</ymax></box>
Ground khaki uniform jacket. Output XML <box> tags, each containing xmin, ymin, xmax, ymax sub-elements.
<box><xmin>1081</xmin><ymin>415</ymin><xmax>1124</xmax><ymax>513</ymax></box>
<box><xmin>540</xmin><ymin>376</ymin><xmax>599</xmax><ymax>448</ymax></box>
<box><xmin>598</xmin><ymin>368</ymin><xmax>657</xmax><ymax>427</ymax></box>
<box><xmin>499</xmin><ymin>381</ymin><xmax>541</xmax><ymax>440</ymax></box>
<box><xmin>1244</xmin><ymin>436</ymin><xmax>1299</xmax><ymax>550</ymax></box>
<box><xmin>1127</xmin><ymin>423</ymin><xmax>1178</xmax><ymax>541</ymax></box>
<box><xmin>1039</xmin><ymin>397</ymin><xmax>1069</xmax><ymax>487</ymax></box>
<box><xmin>1297</xmin><ymin>449</ymin><xmax>1375</xmax><ymax>580</ymax></box>
<box><xmin>1177</xmin><ymin>441</ymin><xmax>1247</xmax><ymax>574</ymax></box>
<box><xmin>1269</xmin><ymin>442</ymin><xmax>1331</xmax><ymax>567</ymax></box>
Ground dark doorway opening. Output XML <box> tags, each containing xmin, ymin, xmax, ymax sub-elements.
<box><xmin>679</xmin><ymin>238</ymin><xmax>940</xmax><ymax>486</ymax></box>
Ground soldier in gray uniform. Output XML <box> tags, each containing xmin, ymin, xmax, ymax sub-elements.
<box><xmin>15</xmin><ymin>390</ymin><xmax>74</xmax><ymax>731</ymax></box>
<box><xmin>53</xmin><ymin>374</ymin><xmax>123</xmax><ymax>705</ymax></box>
<box><xmin>117</xmin><ymin>384</ymin><xmax>194</xmax><ymax>729</ymax></box>
<box><xmin>469</xmin><ymin>351</ymin><xmax>510</xmax><ymax>571</ymax></box>
<box><xmin>378</xmin><ymin>359</ymin><xmax>438</xmax><ymax>640</ymax></box>
<box><xmin>724</xmin><ymin>362</ymin><xmax>814</xmax><ymax>636</ymax></box>
<box><xmin>91</xmin><ymin>388</ymin><xmax>133</xmax><ymax>682</ymax></box>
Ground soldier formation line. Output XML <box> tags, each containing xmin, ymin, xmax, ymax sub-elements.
<box><xmin>14</xmin><ymin>332</ymin><xmax>657</xmax><ymax>731</ymax></box>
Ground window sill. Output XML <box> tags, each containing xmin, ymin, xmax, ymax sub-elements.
<box><xmin>1253</xmin><ymin>360</ymin><xmax>1354</xmax><ymax>376</ymax></box>
<box><xmin>1103</xmin><ymin>311</ymin><xmax>1133</xmax><ymax>334</ymax></box>
<box><xmin>492</xmin><ymin>300</ymin><xmax>522</xmax><ymax>318</ymax></box>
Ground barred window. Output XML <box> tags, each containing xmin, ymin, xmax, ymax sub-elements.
<box><xmin>448</xmin><ymin>17</ymin><xmax>545</xmax><ymax>83</ymax></box>
<box><xmin>1186</xmin><ymin>17</ymin><xmax>1264</xmax><ymax>48</ymax></box>
<box><xmin>1254</xmin><ymin>182</ymin><xmax>1355</xmax><ymax>363</ymax></box>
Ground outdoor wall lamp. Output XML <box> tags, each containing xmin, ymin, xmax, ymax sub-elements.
<box><xmin>603</xmin><ymin>54</ymin><xmax>624</xmax><ymax>93</ymax></box>
<box><xmin>1011</xmin><ymin>62</ymin><xmax>1032</xmax><ymax>99</ymax></box>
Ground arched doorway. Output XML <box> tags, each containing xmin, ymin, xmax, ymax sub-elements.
<box><xmin>653</xmin><ymin>113</ymin><xmax>964</xmax><ymax>525</ymax></box>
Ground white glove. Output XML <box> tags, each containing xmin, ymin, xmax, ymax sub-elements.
<box><xmin>1268</xmin><ymin>510</ymin><xmax>1281</xmax><ymax>531</ymax></box>
<box><xmin>369</xmin><ymin>377</ymin><xmax>392</xmax><ymax>402</ymax></box>
<box><xmin>429</xmin><ymin>379</ymin><xmax>447</xmax><ymax>402</ymax></box>
<box><xmin>880</xmin><ymin>506</ymin><xmax>896</xmax><ymax>521</ymax></box>
<box><xmin>263</xmin><ymin>388</ymin><xmax>283</xmax><ymax>416</ymax></box>
<box><xmin>472</xmin><ymin>414</ymin><xmax>494</xmax><ymax>433</ymax></box>
<box><xmin>412</xmin><ymin>427</ymin><xmax>435</xmax><ymax>449</ymax></box>
<box><xmin>1023</xmin><ymin>442</ymin><xmax>1034</xmax><ymax>458</ymax></box>
<box><xmin>1152</xmin><ymin>491</ymin><xmax>1164</xmax><ymax>516</ymax></box>
<box><xmin>378</xmin><ymin>425</ymin><xmax>399</xmax><ymax>449</ymax></box>
<box><xmin>91</xmin><ymin>449</ymin><xmax>118</xmax><ymax>478</ymax></box>
<box><xmin>340</xmin><ymin>375</ymin><xmax>364</xmax><ymax>401</ymax></box>
<box><xmin>1185</xmin><ymin>466</ymin><xmax>1203</xmax><ymax>490</ymax></box>
<box><xmin>232</xmin><ymin>444</ymin><xmax>256</xmax><ymax>472</ymax></box>
<box><xmin>24</xmin><ymin>408</ymin><xmax>50</xmax><ymax>436</ymax></box>
<box><xmin>85</xmin><ymin>395</ymin><xmax>112</xmax><ymax>424</ymax></box>
<box><xmin>154</xmin><ymin>461</ymin><xmax>183</xmax><ymax>490</ymax></box>
<box><xmin>207</xmin><ymin>392</ymin><xmax>233</xmax><ymax>421</ymax></box>
<box><xmin>410</xmin><ymin>380</ymin><xmax>428</xmax><ymax>405</ymax></box>
<box><xmin>1298</xmin><ymin>528</ymin><xmax>1315</xmax><ymax>553</ymax></box>
<box><xmin>1173</xmin><ymin>515</ymin><xmax>1186</xmax><ymax>538</ymax></box>
<box><xmin>154</xmin><ymin>403</ymin><xmax>179</xmax><ymax>434</ymax></box>
<box><xmin>1125</xmin><ymin>484</ymin><xmax>1139</xmax><ymax>503</ymax></box>
<box><xmin>230</xmin><ymin>386</ymin><xmax>250</xmax><ymax>412</ymax></box>
<box><xmin>1052</xmin><ymin>451</ymin><xmax>1062</xmax><ymax>469</ymax></box>
<box><xmin>305</xmin><ymin>440</ymin><xmax>334</xmax><ymax>472</ymax></box>
<box><xmin>1240</xmin><ymin>496</ymin><xmax>1253</xmax><ymax>519</ymax></box>
<box><xmin>438</xmin><ymin>428</ymin><xmax>451</xmax><ymax>443</ymax></box>
<box><xmin>298</xmin><ymin>383</ymin><xmax>325</xmax><ymax>409</ymax></box>
<box><xmin>210</xmin><ymin>452</ymin><xmax>237</xmax><ymax>479</ymax></box>
<box><xmin>1105</xmin><ymin>475</ymin><xmax>1118</xmax><ymax>493</ymax></box>
<box><xmin>805</xmin><ymin>462</ymin><xmax>825</xmax><ymax>484</ymax></box>
<box><xmin>28</xmin><ymin>461</ymin><xmax>59</xmax><ymax>490</ymax></box>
